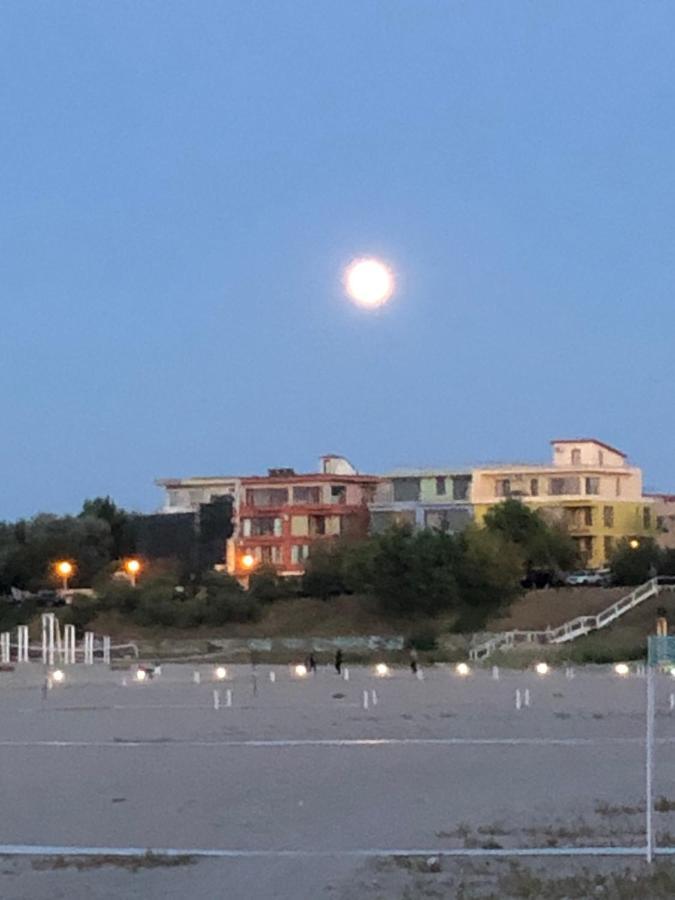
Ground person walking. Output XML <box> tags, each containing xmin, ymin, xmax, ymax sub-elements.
<box><xmin>409</xmin><ymin>647</ymin><xmax>419</xmax><ymax>676</ymax></box>
<box><xmin>334</xmin><ymin>648</ymin><xmax>343</xmax><ymax>675</ymax></box>
<box><xmin>307</xmin><ymin>653</ymin><xmax>317</xmax><ymax>674</ymax></box>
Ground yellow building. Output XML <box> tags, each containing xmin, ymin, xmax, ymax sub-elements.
<box><xmin>471</xmin><ymin>439</ymin><xmax>655</xmax><ymax>568</ymax></box>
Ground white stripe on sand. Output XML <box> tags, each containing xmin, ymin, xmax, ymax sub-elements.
<box><xmin>0</xmin><ymin>843</ymin><xmax>672</xmax><ymax>859</ymax></box>
<box><xmin>0</xmin><ymin>736</ymin><xmax>672</xmax><ymax>748</ymax></box>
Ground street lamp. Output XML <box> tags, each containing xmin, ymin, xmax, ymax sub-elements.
<box><xmin>629</xmin><ymin>539</ymin><xmax>640</xmax><ymax>550</ymax></box>
<box><xmin>54</xmin><ymin>561</ymin><xmax>73</xmax><ymax>592</ymax></box>
<box><xmin>124</xmin><ymin>558</ymin><xmax>141</xmax><ymax>587</ymax></box>
<box><xmin>241</xmin><ymin>552</ymin><xmax>256</xmax><ymax>571</ymax></box>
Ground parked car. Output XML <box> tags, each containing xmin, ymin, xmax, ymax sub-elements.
<box><xmin>565</xmin><ymin>569</ymin><xmax>612</xmax><ymax>587</ymax></box>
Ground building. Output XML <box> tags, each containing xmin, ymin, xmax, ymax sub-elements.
<box><xmin>233</xmin><ymin>457</ymin><xmax>378</xmax><ymax>577</ymax></box>
<box><xmin>155</xmin><ymin>476</ymin><xmax>240</xmax><ymax>514</ymax></box>
<box><xmin>369</xmin><ymin>469</ymin><xmax>473</xmax><ymax>534</ymax></box>
<box><xmin>471</xmin><ymin>439</ymin><xmax>655</xmax><ymax>568</ymax></box>
<box><xmin>647</xmin><ymin>494</ymin><xmax>675</xmax><ymax>550</ymax></box>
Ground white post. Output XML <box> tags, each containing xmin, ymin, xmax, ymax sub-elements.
<box><xmin>524</xmin><ymin>688</ymin><xmax>531</xmax><ymax>707</ymax></box>
<box><xmin>213</xmin><ymin>689</ymin><xmax>220</xmax><ymax>710</ymax></box>
<box><xmin>669</xmin><ymin>693</ymin><xmax>674</xmax><ymax>713</ymax></box>
<box><xmin>84</xmin><ymin>632</ymin><xmax>94</xmax><ymax>665</ymax></box>
<box><xmin>646</xmin><ymin>665</ymin><xmax>655</xmax><ymax>864</ymax></box>
<box><xmin>492</xmin><ymin>666</ymin><xmax>500</xmax><ymax>680</ymax></box>
<box><xmin>103</xmin><ymin>636</ymin><xmax>111</xmax><ymax>665</ymax></box>
<box><xmin>41</xmin><ymin>614</ymin><xmax>49</xmax><ymax>665</ymax></box>
<box><xmin>343</xmin><ymin>667</ymin><xmax>350</xmax><ymax>681</ymax></box>
<box><xmin>0</xmin><ymin>632</ymin><xmax>9</xmax><ymax>664</ymax></box>
<box><xmin>41</xmin><ymin>613</ymin><xmax>56</xmax><ymax>667</ymax></box>
<box><xmin>64</xmin><ymin>624</ymin><xmax>75</xmax><ymax>665</ymax></box>
<box><xmin>193</xmin><ymin>671</ymin><xmax>201</xmax><ymax>684</ymax></box>
<box><xmin>371</xmin><ymin>689</ymin><xmax>378</xmax><ymax>706</ymax></box>
<box><xmin>416</xmin><ymin>668</ymin><xmax>424</xmax><ymax>681</ymax></box>
<box><xmin>362</xmin><ymin>690</ymin><xmax>369</xmax><ymax>710</ymax></box>
<box><xmin>269</xmin><ymin>671</ymin><xmax>276</xmax><ymax>683</ymax></box>
<box><xmin>17</xmin><ymin>625</ymin><xmax>28</xmax><ymax>663</ymax></box>
<box><xmin>226</xmin><ymin>689</ymin><xmax>232</xmax><ymax>708</ymax></box>
<box><xmin>515</xmin><ymin>689</ymin><xmax>522</xmax><ymax>710</ymax></box>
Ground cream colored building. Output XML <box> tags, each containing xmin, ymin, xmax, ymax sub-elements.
<box><xmin>471</xmin><ymin>439</ymin><xmax>655</xmax><ymax>568</ymax></box>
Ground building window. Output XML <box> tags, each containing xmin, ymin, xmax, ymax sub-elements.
<box><xmin>604</xmin><ymin>536</ymin><xmax>613</xmax><ymax>560</ymax></box>
<box><xmin>585</xmin><ymin>477</ymin><xmax>600</xmax><ymax>495</ymax></box>
<box><xmin>393</xmin><ymin>478</ymin><xmax>421</xmax><ymax>502</ymax></box>
<box><xmin>571</xmin><ymin>449</ymin><xmax>581</xmax><ymax>465</ymax></box>
<box><xmin>308</xmin><ymin>516</ymin><xmax>326</xmax><ymax>536</ymax></box>
<box><xmin>452</xmin><ymin>476</ymin><xmax>471</xmax><ymax>501</ymax></box>
<box><xmin>583</xmin><ymin>507</ymin><xmax>593</xmax><ymax>527</ymax></box>
<box><xmin>246</xmin><ymin>488</ymin><xmax>289</xmax><ymax>507</ymax></box>
<box><xmin>657</xmin><ymin>516</ymin><xmax>665</xmax><ymax>531</ymax></box>
<box><xmin>495</xmin><ymin>479</ymin><xmax>511</xmax><ymax>498</ymax></box>
<box><xmin>530</xmin><ymin>479</ymin><xmax>539</xmax><ymax>497</ymax></box>
<box><xmin>293</xmin><ymin>486</ymin><xmax>321</xmax><ymax>504</ymax></box>
<box><xmin>603</xmin><ymin>506</ymin><xmax>614</xmax><ymax>528</ymax></box>
<box><xmin>245</xmin><ymin>517</ymin><xmax>281</xmax><ymax>537</ymax></box>
<box><xmin>435</xmin><ymin>476</ymin><xmax>446</xmax><ymax>496</ymax></box>
<box><xmin>330</xmin><ymin>485</ymin><xmax>346</xmax><ymax>504</ymax></box>
<box><xmin>291</xmin><ymin>544</ymin><xmax>310</xmax><ymax>564</ymax></box>
<box><xmin>549</xmin><ymin>477</ymin><xmax>581</xmax><ymax>496</ymax></box>
<box><xmin>643</xmin><ymin>507</ymin><xmax>651</xmax><ymax>529</ymax></box>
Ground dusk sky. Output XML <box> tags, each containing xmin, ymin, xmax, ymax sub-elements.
<box><xmin>2</xmin><ymin>2</ymin><xmax>674</xmax><ymax>520</ymax></box>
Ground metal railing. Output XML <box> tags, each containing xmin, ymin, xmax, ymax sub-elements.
<box><xmin>470</xmin><ymin>577</ymin><xmax>675</xmax><ymax>661</ymax></box>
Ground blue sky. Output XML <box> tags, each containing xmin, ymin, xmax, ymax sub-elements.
<box><xmin>1</xmin><ymin>1</ymin><xmax>674</xmax><ymax>518</ymax></box>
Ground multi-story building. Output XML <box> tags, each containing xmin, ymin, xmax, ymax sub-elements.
<box><xmin>471</xmin><ymin>439</ymin><xmax>655</xmax><ymax>568</ymax></box>
<box><xmin>155</xmin><ymin>475</ymin><xmax>240</xmax><ymax>514</ymax></box>
<box><xmin>369</xmin><ymin>469</ymin><xmax>473</xmax><ymax>534</ymax></box>
<box><xmin>647</xmin><ymin>493</ymin><xmax>675</xmax><ymax>550</ymax></box>
<box><xmin>234</xmin><ymin>458</ymin><xmax>378</xmax><ymax>577</ymax></box>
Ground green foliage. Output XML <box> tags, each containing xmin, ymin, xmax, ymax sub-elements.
<box><xmin>80</xmin><ymin>496</ymin><xmax>136</xmax><ymax>558</ymax></box>
<box><xmin>610</xmin><ymin>537</ymin><xmax>662</xmax><ymax>585</ymax></box>
<box><xmin>453</xmin><ymin>526</ymin><xmax>523</xmax><ymax>630</ymax></box>
<box><xmin>249</xmin><ymin>566</ymin><xmax>300</xmax><ymax>603</ymax></box>
<box><xmin>483</xmin><ymin>499</ymin><xmax>577</xmax><ymax>572</ymax></box>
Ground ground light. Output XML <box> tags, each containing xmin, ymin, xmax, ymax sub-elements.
<box><xmin>375</xmin><ymin>663</ymin><xmax>389</xmax><ymax>677</ymax></box>
<box><xmin>51</xmin><ymin>669</ymin><xmax>65</xmax><ymax>683</ymax></box>
<box><xmin>614</xmin><ymin>663</ymin><xmax>630</xmax><ymax>676</ymax></box>
<box><xmin>294</xmin><ymin>664</ymin><xmax>307</xmax><ymax>677</ymax></box>
<box><xmin>535</xmin><ymin>662</ymin><xmax>550</xmax><ymax>676</ymax></box>
<box><xmin>214</xmin><ymin>666</ymin><xmax>227</xmax><ymax>680</ymax></box>
<box><xmin>455</xmin><ymin>662</ymin><xmax>471</xmax><ymax>677</ymax></box>
<box><xmin>135</xmin><ymin>669</ymin><xmax>147</xmax><ymax>682</ymax></box>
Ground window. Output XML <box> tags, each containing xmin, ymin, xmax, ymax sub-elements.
<box><xmin>549</xmin><ymin>477</ymin><xmax>581</xmax><ymax>496</ymax></box>
<box><xmin>246</xmin><ymin>488</ymin><xmax>288</xmax><ymax>507</ymax></box>
<box><xmin>495</xmin><ymin>479</ymin><xmax>511</xmax><ymax>498</ymax></box>
<box><xmin>643</xmin><ymin>507</ymin><xmax>651</xmax><ymax>529</ymax></box>
<box><xmin>657</xmin><ymin>516</ymin><xmax>665</xmax><ymax>531</ymax></box>
<box><xmin>585</xmin><ymin>477</ymin><xmax>600</xmax><ymax>495</ymax></box>
<box><xmin>308</xmin><ymin>516</ymin><xmax>326</xmax><ymax>536</ymax></box>
<box><xmin>293</xmin><ymin>486</ymin><xmax>321</xmax><ymax>503</ymax></box>
<box><xmin>330</xmin><ymin>485</ymin><xmax>347</xmax><ymax>504</ymax></box>
<box><xmin>604</xmin><ymin>536</ymin><xmax>613</xmax><ymax>560</ymax></box>
<box><xmin>452</xmin><ymin>476</ymin><xmax>471</xmax><ymax>501</ymax></box>
<box><xmin>393</xmin><ymin>478</ymin><xmax>421</xmax><ymax>502</ymax></box>
<box><xmin>571</xmin><ymin>449</ymin><xmax>581</xmax><ymax>465</ymax></box>
<box><xmin>603</xmin><ymin>506</ymin><xmax>614</xmax><ymax>528</ymax></box>
<box><xmin>583</xmin><ymin>507</ymin><xmax>593</xmax><ymax>527</ymax></box>
<box><xmin>291</xmin><ymin>544</ymin><xmax>310</xmax><ymax>564</ymax></box>
<box><xmin>435</xmin><ymin>476</ymin><xmax>446</xmax><ymax>496</ymax></box>
<box><xmin>530</xmin><ymin>479</ymin><xmax>539</xmax><ymax>497</ymax></box>
<box><xmin>245</xmin><ymin>517</ymin><xmax>282</xmax><ymax>537</ymax></box>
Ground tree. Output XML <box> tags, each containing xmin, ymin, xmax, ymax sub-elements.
<box><xmin>454</xmin><ymin>526</ymin><xmax>523</xmax><ymax>630</ymax></box>
<box><xmin>610</xmin><ymin>538</ymin><xmax>661</xmax><ymax>586</ymax></box>
<box><xmin>484</xmin><ymin>500</ymin><xmax>577</xmax><ymax>572</ymax></box>
<box><xmin>80</xmin><ymin>496</ymin><xmax>135</xmax><ymax>559</ymax></box>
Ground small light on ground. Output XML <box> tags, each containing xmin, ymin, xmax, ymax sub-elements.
<box><xmin>455</xmin><ymin>662</ymin><xmax>470</xmax><ymax>677</ymax></box>
<box><xmin>614</xmin><ymin>663</ymin><xmax>630</xmax><ymax>677</ymax></box>
<box><xmin>535</xmin><ymin>662</ymin><xmax>550</xmax><ymax>676</ymax></box>
<box><xmin>294</xmin><ymin>664</ymin><xmax>307</xmax><ymax>677</ymax></box>
<box><xmin>51</xmin><ymin>669</ymin><xmax>65</xmax><ymax>683</ymax></box>
<box><xmin>375</xmin><ymin>663</ymin><xmax>389</xmax><ymax>677</ymax></box>
<box><xmin>214</xmin><ymin>666</ymin><xmax>227</xmax><ymax>680</ymax></box>
<box><xmin>135</xmin><ymin>669</ymin><xmax>147</xmax><ymax>682</ymax></box>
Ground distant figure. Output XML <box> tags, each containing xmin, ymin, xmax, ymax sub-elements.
<box><xmin>307</xmin><ymin>653</ymin><xmax>317</xmax><ymax>674</ymax></box>
<box><xmin>656</xmin><ymin>606</ymin><xmax>668</xmax><ymax>637</ymax></box>
<box><xmin>334</xmin><ymin>649</ymin><xmax>343</xmax><ymax>675</ymax></box>
<box><xmin>409</xmin><ymin>647</ymin><xmax>418</xmax><ymax>675</ymax></box>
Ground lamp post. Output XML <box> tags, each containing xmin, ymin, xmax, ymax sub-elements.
<box><xmin>55</xmin><ymin>561</ymin><xmax>73</xmax><ymax>592</ymax></box>
<box><xmin>124</xmin><ymin>558</ymin><xmax>141</xmax><ymax>588</ymax></box>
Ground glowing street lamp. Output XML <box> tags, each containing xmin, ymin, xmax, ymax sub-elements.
<box><xmin>614</xmin><ymin>663</ymin><xmax>630</xmax><ymax>677</ymax></box>
<box><xmin>124</xmin><ymin>558</ymin><xmax>142</xmax><ymax>587</ymax></box>
<box><xmin>629</xmin><ymin>539</ymin><xmax>640</xmax><ymax>550</ymax></box>
<box><xmin>55</xmin><ymin>561</ymin><xmax>73</xmax><ymax>592</ymax></box>
<box><xmin>241</xmin><ymin>552</ymin><xmax>256</xmax><ymax>571</ymax></box>
<box><xmin>455</xmin><ymin>662</ymin><xmax>471</xmax><ymax>677</ymax></box>
<box><xmin>375</xmin><ymin>662</ymin><xmax>390</xmax><ymax>677</ymax></box>
<box><xmin>535</xmin><ymin>662</ymin><xmax>550</xmax><ymax>676</ymax></box>
<box><xmin>51</xmin><ymin>669</ymin><xmax>65</xmax><ymax>684</ymax></box>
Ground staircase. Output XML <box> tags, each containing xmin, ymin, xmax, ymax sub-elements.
<box><xmin>469</xmin><ymin>576</ymin><xmax>675</xmax><ymax>662</ymax></box>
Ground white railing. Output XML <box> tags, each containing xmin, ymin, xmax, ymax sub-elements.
<box><xmin>469</xmin><ymin>577</ymin><xmax>675</xmax><ymax>661</ymax></box>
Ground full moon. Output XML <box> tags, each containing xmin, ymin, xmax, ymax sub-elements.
<box><xmin>344</xmin><ymin>257</ymin><xmax>395</xmax><ymax>308</ymax></box>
